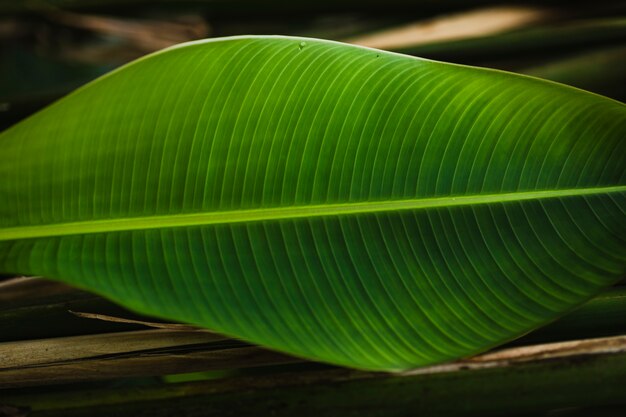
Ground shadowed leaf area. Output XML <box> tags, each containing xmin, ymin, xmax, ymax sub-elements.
<box><xmin>0</xmin><ymin>36</ymin><xmax>624</xmax><ymax>370</ymax></box>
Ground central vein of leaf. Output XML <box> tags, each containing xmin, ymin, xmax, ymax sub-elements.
<box><xmin>1</xmin><ymin>186</ymin><xmax>624</xmax><ymax>240</ymax></box>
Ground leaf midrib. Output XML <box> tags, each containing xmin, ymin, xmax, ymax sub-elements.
<box><xmin>1</xmin><ymin>185</ymin><xmax>624</xmax><ymax>241</ymax></box>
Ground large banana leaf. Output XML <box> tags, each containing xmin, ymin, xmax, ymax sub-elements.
<box><xmin>0</xmin><ymin>36</ymin><xmax>624</xmax><ymax>371</ymax></box>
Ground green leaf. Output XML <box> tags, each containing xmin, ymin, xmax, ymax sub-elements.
<box><xmin>0</xmin><ymin>36</ymin><xmax>624</xmax><ymax>371</ymax></box>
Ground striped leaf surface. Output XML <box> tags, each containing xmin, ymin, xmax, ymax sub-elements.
<box><xmin>0</xmin><ymin>36</ymin><xmax>624</xmax><ymax>370</ymax></box>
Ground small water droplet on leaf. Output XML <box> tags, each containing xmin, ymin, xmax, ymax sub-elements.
<box><xmin>299</xmin><ymin>41</ymin><xmax>306</xmax><ymax>51</ymax></box>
